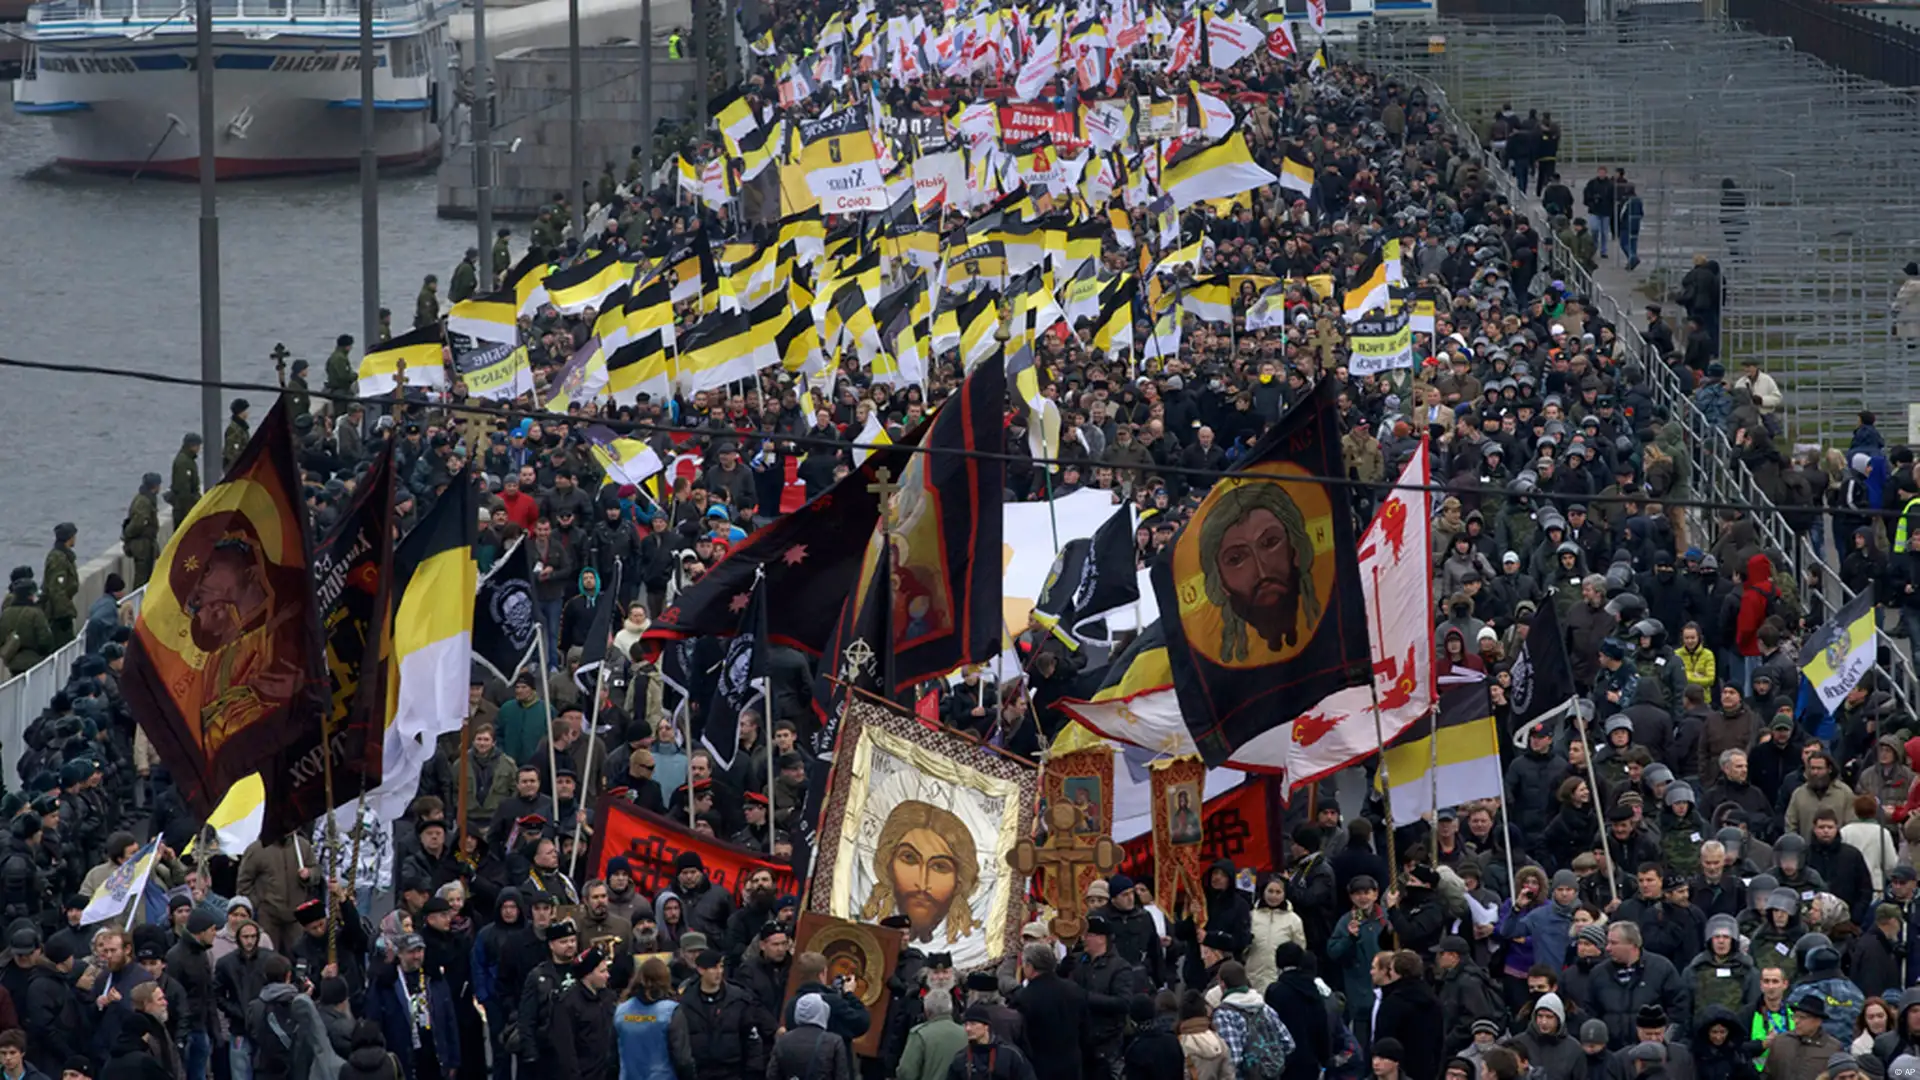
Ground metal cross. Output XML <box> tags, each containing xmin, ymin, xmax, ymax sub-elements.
<box><xmin>1006</xmin><ymin>802</ymin><xmax>1123</xmax><ymax>943</ymax></box>
<box><xmin>866</xmin><ymin>466</ymin><xmax>902</xmax><ymax>501</ymax></box>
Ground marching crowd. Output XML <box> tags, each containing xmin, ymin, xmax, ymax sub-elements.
<box><xmin>8</xmin><ymin>0</ymin><xmax>1920</xmax><ymax>1078</ymax></box>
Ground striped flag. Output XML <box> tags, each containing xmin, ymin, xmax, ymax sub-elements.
<box><xmin>1380</xmin><ymin>682</ymin><xmax>1502</xmax><ymax>818</ymax></box>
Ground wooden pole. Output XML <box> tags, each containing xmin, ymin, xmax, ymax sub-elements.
<box><xmin>1367</xmin><ymin>564</ymin><xmax>1399</xmax><ymax>949</ymax></box>
<box><xmin>323</xmin><ymin>721</ymin><xmax>340</xmax><ymax>967</ymax></box>
<box><xmin>456</xmin><ymin>711</ymin><xmax>474</xmax><ymax>860</ymax></box>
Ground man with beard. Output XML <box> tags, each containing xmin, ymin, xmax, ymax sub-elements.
<box><xmin>1069</xmin><ymin>917</ymin><xmax>1138</xmax><ymax>1080</ymax></box>
<box><xmin>722</xmin><ymin>869</ymin><xmax>779</xmax><ymax>960</ymax></box>
<box><xmin>1194</xmin><ymin>484</ymin><xmax>1322</xmax><ymax>661</ymax></box>
<box><xmin>576</xmin><ymin>880</ymin><xmax>634</xmax><ymax>958</ymax></box>
<box><xmin>860</xmin><ymin>802</ymin><xmax>979</xmax><ymax>950</ymax></box>
<box><xmin>733</xmin><ymin>923</ymin><xmax>791</xmax><ymax>1032</ymax></box>
<box><xmin>881</xmin><ymin>953</ymin><xmax>961</xmax><ymax>1078</ymax></box>
<box><xmin>1784</xmin><ymin>752</ymin><xmax>1855</xmax><ymax>842</ymax></box>
<box><xmin>1093</xmin><ymin>874</ymin><xmax>1165</xmax><ymax>989</ymax></box>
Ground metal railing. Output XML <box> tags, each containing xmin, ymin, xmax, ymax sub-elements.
<box><xmin>1392</xmin><ymin>63</ymin><xmax>1920</xmax><ymax>722</ymax></box>
<box><xmin>0</xmin><ymin>586</ymin><xmax>144</xmax><ymax>792</ymax></box>
<box><xmin>31</xmin><ymin>0</ymin><xmax>424</xmax><ymax>22</ymax></box>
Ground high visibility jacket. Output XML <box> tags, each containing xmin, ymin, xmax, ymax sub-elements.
<box><xmin>1898</xmin><ymin>495</ymin><xmax>1920</xmax><ymax>549</ymax></box>
<box><xmin>667</xmin><ymin>33</ymin><xmax>684</xmax><ymax>58</ymax></box>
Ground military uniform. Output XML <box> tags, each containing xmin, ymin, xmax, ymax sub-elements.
<box><xmin>42</xmin><ymin>543</ymin><xmax>77</xmax><ymax>645</ymax></box>
<box><xmin>450</xmin><ymin>257</ymin><xmax>478</xmax><ymax>303</ymax></box>
<box><xmin>286</xmin><ymin>371</ymin><xmax>312</xmax><ymax>422</ymax></box>
<box><xmin>0</xmin><ymin>598</ymin><xmax>56</xmax><ymax>673</ymax></box>
<box><xmin>123</xmin><ymin>490</ymin><xmax>160</xmax><ymax>588</ymax></box>
<box><xmin>168</xmin><ymin>446</ymin><xmax>202</xmax><ymax>529</ymax></box>
<box><xmin>324</xmin><ymin>345</ymin><xmax>356</xmax><ymax>397</ymax></box>
<box><xmin>492</xmin><ymin>235</ymin><xmax>513</xmax><ymax>280</ymax></box>
<box><xmin>531</xmin><ymin>211</ymin><xmax>558</xmax><ymax>250</ymax></box>
<box><xmin>415</xmin><ymin>280</ymin><xmax>440</xmax><ymax>329</ymax></box>
<box><xmin>223</xmin><ymin>416</ymin><xmax>251</xmax><ymax>472</ymax></box>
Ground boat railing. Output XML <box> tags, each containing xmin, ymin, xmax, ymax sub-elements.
<box><xmin>32</xmin><ymin>0</ymin><xmax>424</xmax><ymax>23</ymax></box>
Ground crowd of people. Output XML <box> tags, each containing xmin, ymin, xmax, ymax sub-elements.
<box><xmin>9</xmin><ymin>1</ymin><xmax>1920</xmax><ymax>1080</ymax></box>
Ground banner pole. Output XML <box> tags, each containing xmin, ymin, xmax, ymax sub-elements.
<box><xmin>323</xmin><ymin>719</ymin><xmax>340</xmax><ymax>967</ymax></box>
<box><xmin>533</xmin><ymin>623</ymin><xmax>562</xmax><ymax>824</ymax></box>
<box><xmin>1427</xmin><ymin>701</ymin><xmax>1439</xmax><ymax>868</ymax></box>
<box><xmin>1573</xmin><ymin>697</ymin><xmax>1618</xmax><ymax>905</ymax></box>
<box><xmin>1367</xmin><ymin>564</ymin><xmax>1399</xmax><ymax>949</ymax></box>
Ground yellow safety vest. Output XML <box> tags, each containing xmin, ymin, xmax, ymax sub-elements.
<box><xmin>1899</xmin><ymin>495</ymin><xmax>1920</xmax><ymax>549</ymax></box>
<box><xmin>667</xmin><ymin>33</ymin><xmax>684</xmax><ymax>58</ymax></box>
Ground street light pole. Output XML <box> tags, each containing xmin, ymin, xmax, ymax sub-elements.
<box><xmin>196</xmin><ymin>0</ymin><xmax>221</xmax><ymax>481</ymax></box>
<box><xmin>568</xmin><ymin>0</ymin><xmax>583</xmax><ymax>239</ymax></box>
<box><xmin>473</xmin><ymin>0</ymin><xmax>494</xmax><ymax>284</ymax></box>
<box><xmin>359</xmin><ymin>0</ymin><xmax>380</xmax><ymax>346</ymax></box>
<box><xmin>637</xmin><ymin>0</ymin><xmax>651</xmax><ymax>180</ymax></box>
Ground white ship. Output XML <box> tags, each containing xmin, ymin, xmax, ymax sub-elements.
<box><xmin>11</xmin><ymin>0</ymin><xmax>457</xmax><ymax>177</ymax></box>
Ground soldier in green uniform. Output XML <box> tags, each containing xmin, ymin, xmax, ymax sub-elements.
<box><xmin>531</xmin><ymin>209</ymin><xmax>558</xmax><ymax>251</ymax></box>
<box><xmin>450</xmin><ymin>248</ymin><xmax>479</xmax><ymax>304</ymax></box>
<box><xmin>597</xmin><ymin>162</ymin><xmax>617</xmax><ymax>207</ymax></box>
<box><xmin>223</xmin><ymin>398</ymin><xmax>252</xmax><ymax>473</ymax></box>
<box><xmin>378</xmin><ymin>308</ymin><xmax>394</xmax><ymax>342</ymax></box>
<box><xmin>325</xmin><ymin>334</ymin><xmax>356</xmax><ymax>402</ymax></box>
<box><xmin>123</xmin><ymin>473</ymin><xmax>162</xmax><ymax>588</ymax></box>
<box><xmin>168</xmin><ymin>432</ymin><xmax>202</xmax><ymax>530</ymax></box>
<box><xmin>492</xmin><ymin>227</ymin><xmax>513</xmax><ymax>284</ymax></box>
<box><xmin>285</xmin><ymin>358</ymin><xmax>312</xmax><ymax>423</ymax></box>
<box><xmin>43</xmin><ymin>522</ymin><xmax>78</xmax><ymax>646</ymax></box>
<box><xmin>625</xmin><ymin>146</ymin><xmax>644</xmax><ymax>185</ymax></box>
<box><xmin>0</xmin><ymin>577</ymin><xmax>57</xmax><ymax>674</ymax></box>
<box><xmin>415</xmin><ymin>275</ymin><xmax>441</xmax><ymax>329</ymax></box>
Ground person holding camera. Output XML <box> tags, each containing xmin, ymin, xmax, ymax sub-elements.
<box><xmin>778</xmin><ymin>953</ymin><xmax>870</xmax><ymax>1052</ymax></box>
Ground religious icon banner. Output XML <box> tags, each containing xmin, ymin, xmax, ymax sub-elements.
<box><xmin>1150</xmin><ymin>756</ymin><xmax>1210</xmax><ymax>932</ymax></box>
<box><xmin>785</xmin><ymin>912</ymin><xmax>906</xmax><ymax>1057</ymax></box>
<box><xmin>124</xmin><ymin>398</ymin><xmax>330</xmax><ymax>821</ymax></box>
<box><xmin>1149</xmin><ymin>379</ymin><xmax>1372</xmax><ymax>767</ymax></box>
<box><xmin>1039</xmin><ymin>746</ymin><xmax>1115</xmax><ymax>903</ymax></box>
<box><xmin>810</xmin><ymin>697</ymin><xmax>1038</xmax><ymax>972</ymax></box>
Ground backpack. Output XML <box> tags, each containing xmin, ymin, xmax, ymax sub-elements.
<box><xmin>1236</xmin><ymin>1002</ymin><xmax>1292</xmax><ymax>1080</ymax></box>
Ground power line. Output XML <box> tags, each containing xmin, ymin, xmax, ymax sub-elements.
<box><xmin>0</xmin><ymin>350</ymin><xmax>1875</xmax><ymax>523</ymax></box>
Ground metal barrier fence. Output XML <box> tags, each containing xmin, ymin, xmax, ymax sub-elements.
<box><xmin>1729</xmin><ymin>0</ymin><xmax>1920</xmax><ymax>88</ymax></box>
<box><xmin>0</xmin><ymin>586</ymin><xmax>144</xmax><ymax>792</ymax></box>
<box><xmin>1361</xmin><ymin>40</ymin><xmax>1920</xmax><ymax>721</ymax></box>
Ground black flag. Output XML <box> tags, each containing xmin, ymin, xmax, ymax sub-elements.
<box><xmin>1068</xmin><ymin>505</ymin><xmax>1142</xmax><ymax>640</ymax></box>
<box><xmin>1150</xmin><ymin>380</ymin><xmax>1372</xmax><ymax>767</ymax></box>
<box><xmin>473</xmin><ymin>538</ymin><xmax>538</xmax><ymax>682</ymax></box>
<box><xmin>699</xmin><ymin>573</ymin><xmax>771</xmax><ymax>772</ymax></box>
<box><xmin>1506</xmin><ymin>601</ymin><xmax>1578</xmax><ymax>743</ymax></box>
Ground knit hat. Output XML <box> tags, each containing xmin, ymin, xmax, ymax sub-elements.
<box><xmin>963</xmin><ymin>1004</ymin><xmax>994</xmax><ymax>1025</ymax></box>
<box><xmin>1643</xmin><ymin>764</ymin><xmax>1674</xmax><ymax>787</ymax></box>
<box><xmin>1828</xmin><ymin>1053</ymin><xmax>1862</xmax><ymax>1077</ymax></box>
<box><xmin>1551</xmin><ymin>869</ymin><xmax>1578</xmax><ymax>890</ymax></box>
<box><xmin>1637</xmin><ymin>1005</ymin><xmax>1668</xmax><ymax>1030</ymax></box>
<box><xmin>1470</xmin><ymin>1019</ymin><xmax>1502</xmax><ymax>1037</ymax></box>
<box><xmin>673</xmin><ymin>851</ymin><xmax>705</xmax><ymax>872</ymax></box>
<box><xmin>186</xmin><ymin>910</ymin><xmax>220</xmax><ymax>935</ymax></box>
<box><xmin>226</xmin><ymin>895</ymin><xmax>253</xmax><ymax>915</ymax></box>
<box><xmin>1373</xmin><ymin>1039</ymin><xmax>1406</xmax><ymax>1063</ymax></box>
<box><xmin>1575</xmin><ymin>925</ymin><xmax>1608</xmax><ymax>950</ymax></box>
<box><xmin>1580</xmin><ymin>1020</ymin><xmax>1610</xmax><ymax>1046</ymax></box>
<box><xmin>1628</xmin><ymin>1044</ymin><xmax>1667</xmax><ymax>1064</ymax></box>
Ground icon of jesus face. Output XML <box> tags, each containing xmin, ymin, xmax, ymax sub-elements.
<box><xmin>860</xmin><ymin>800</ymin><xmax>979</xmax><ymax>946</ymax></box>
<box><xmin>890</xmin><ymin>826</ymin><xmax>961</xmax><ymax>936</ymax></box>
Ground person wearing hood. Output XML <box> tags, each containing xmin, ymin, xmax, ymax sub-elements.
<box><xmin>1733</xmin><ymin>554</ymin><xmax>1779</xmax><ymax>693</ymax></box>
<box><xmin>1435</xmin><ymin>935</ymin><xmax>1505</xmax><ymax>1058</ymax></box>
<box><xmin>1180</xmin><ymin>860</ymin><xmax>1251</xmax><ymax>989</ymax></box>
<box><xmin>560</xmin><ymin>568</ymin><xmax>606</xmax><ymax>656</ymax></box>
<box><xmin>472</xmin><ymin>887</ymin><xmax>525</xmax><ymax>1080</ymax></box>
<box><xmin>1504</xmin><ymin>869</ymin><xmax>1578</xmax><ymax>980</ymax></box>
<box><xmin>1759</xmin><ymin>995</ymin><xmax>1840</xmax><ymax>1080</ymax></box>
<box><xmin>1245</xmin><ymin>874</ymin><xmax>1306</xmax><ymax>994</ymax></box>
<box><xmin>1514</xmin><ymin>992</ymin><xmax>1584</xmax><ymax>1080</ymax></box>
<box><xmin>1685</xmin><ymin>915</ymin><xmax>1760</xmax><ymax>1018</ymax></box>
<box><xmin>1690</xmin><ymin>1007</ymin><xmax>1758</xmax><ymax>1080</ymax></box>
<box><xmin>1658</xmin><ymin>784</ymin><xmax>1711</xmax><ymax>876</ymax></box>
<box><xmin>1262</xmin><ymin>943</ymin><xmax>1329</xmax><ymax>1080</ymax></box>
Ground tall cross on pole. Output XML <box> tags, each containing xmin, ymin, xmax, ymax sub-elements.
<box><xmin>1007</xmin><ymin>802</ymin><xmax>1124</xmax><ymax>942</ymax></box>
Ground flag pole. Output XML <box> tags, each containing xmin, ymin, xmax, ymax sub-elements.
<box><xmin>1427</xmin><ymin>701</ymin><xmax>1439</xmax><ymax>868</ymax></box>
<box><xmin>571</xmin><ymin>556</ymin><xmax>622</xmax><ymax>877</ymax></box>
<box><xmin>1367</xmin><ymin>563</ymin><xmax>1399</xmax><ymax>949</ymax></box>
<box><xmin>532</xmin><ymin>623</ymin><xmax>562</xmax><ymax>824</ymax></box>
<box><xmin>1573</xmin><ymin>698</ymin><xmax>1618</xmax><ymax>905</ymax></box>
<box><xmin>323</xmin><ymin>716</ymin><xmax>340</xmax><ymax>968</ymax></box>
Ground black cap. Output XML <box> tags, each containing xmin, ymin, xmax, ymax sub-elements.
<box><xmin>62</xmin><ymin>1058</ymin><xmax>92</xmax><ymax>1078</ymax></box>
<box><xmin>964</xmin><ymin>972</ymin><xmax>998</xmax><ymax>992</ymax></box>
<box><xmin>187</xmin><ymin>910</ymin><xmax>221</xmax><ymax>935</ymax></box>
<box><xmin>135</xmin><ymin>943</ymin><xmax>164</xmax><ymax>962</ymax></box>
<box><xmin>963</xmin><ymin>1003</ymin><xmax>994</xmax><ymax>1024</ymax></box>
<box><xmin>694</xmin><ymin>948</ymin><xmax>724</xmax><ymax>969</ymax></box>
<box><xmin>1084</xmin><ymin>915</ymin><xmax>1112</xmax><ymax>937</ymax></box>
<box><xmin>1437</xmin><ymin>934</ymin><xmax>1471</xmax><ymax>955</ymax></box>
<box><xmin>422</xmin><ymin>897</ymin><xmax>452</xmax><ymax>916</ymax></box>
<box><xmin>7</xmin><ymin>928</ymin><xmax>39</xmax><ymax>956</ymax></box>
<box><xmin>545</xmin><ymin>919</ymin><xmax>578</xmax><ymax>942</ymax></box>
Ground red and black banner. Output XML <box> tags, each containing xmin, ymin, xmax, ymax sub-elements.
<box><xmin>588</xmin><ymin>798</ymin><xmax>801</xmax><ymax>899</ymax></box>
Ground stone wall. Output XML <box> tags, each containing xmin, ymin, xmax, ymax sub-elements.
<box><xmin>437</xmin><ymin>44</ymin><xmax>699</xmax><ymax>218</ymax></box>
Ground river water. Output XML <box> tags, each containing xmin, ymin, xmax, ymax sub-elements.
<box><xmin>0</xmin><ymin>108</ymin><xmax>473</xmax><ymax>577</ymax></box>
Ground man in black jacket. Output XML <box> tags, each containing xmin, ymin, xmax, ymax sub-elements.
<box><xmin>551</xmin><ymin>949</ymin><xmax>615</xmax><ymax>1080</ymax></box>
<box><xmin>1093</xmin><ymin>875</ymin><xmax>1164</xmax><ymax>989</ymax></box>
<box><xmin>733</xmin><ymin>922</ymin><xmax>791</xmax><ymax>1032</ymax></box>
<box><xmin>780</xmin><ymin>951</ymin><xmax>870</xmax><ymax>1050</ymax></box>
<box><xmin>1069</xmin><ymin>917</ymin><xmax>1138</xmax><ymax>1080</ymax></box>
<box><xmin>1372</xmin><ymin>950</ymin><xmax>1444</xmax><ymax>1080</ymax></box>
<box><xmin>1010</xmin><ymin>944</ymin><xmax>1087</xmax><ymax>1080</ymax></box>
<box><xmin>671</xmin><ymin>848</ymin><xmax>736</xmax><ymax>942</ymax></box>
<box><xmin>951</xmin><ymin>1004</ymin><xmax>1038</xmax><ymax>1080</ymax></box>
<box><xmin>1264</xmin><ymin>943</ymin><xmax>1330</xmax><ymax>1080</ymax></box>
<box><xmin>284</xmin><ymin>892</ymin><xmax>371</xmax><ymax>1014</ymax></box>
<box><xmin>516</xmin><ymin>919</ymin><xmax>579</xmax><ymax>1067</ymax></box>
<box><xmin>669</xmin><ymin>948</ymin><xmax>765</xmax><ymax>1080</ymax></box>
<box><xmin>1199</xmin><ymin>859</ymin><xmax>1252</xmax><ymax>955</ymax></box>
<box><xmin>24</xmin><ymin>940</ymin><xmax>80</xmax><ymax>1076</ymax></box>
<box><xmin>164</xmin><ymin>911</ymin><xmax>219</xmax><ymax>1080</ymax></box>
<box><xmin>768</xmin><ymin>993</ymin><xmax>853</xmax><ymax>1080</ymax></box>
<box><xmin>1582</xmin><ymin>922</ymin><xmax>1690</xmax><ymax>1048</ymax></box>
